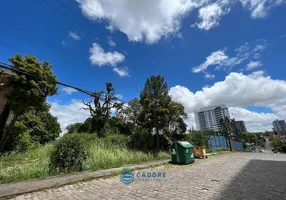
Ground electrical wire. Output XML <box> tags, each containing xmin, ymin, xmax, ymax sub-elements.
<box><xmin>42</xmin><ymin>0</ymin><xmax>86</xmax><ymax>31</ymax></box>
<box><xmin>0</xmin><ymin>62</ymin><xmax>97</xmax><ymax>97</ymax></box>
<box><xmin>0</xmin><ymin>42</ymin><xmax>19</xmax><ymax>52</ymax></box>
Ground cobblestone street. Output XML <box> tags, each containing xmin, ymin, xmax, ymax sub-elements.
<box><xmin>11</xmin><ymin>153</ymin><xmax>286</xmax><ymax>200</ymax></box>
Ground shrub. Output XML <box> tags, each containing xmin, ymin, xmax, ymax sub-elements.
<box><xmin>185</xmin><ymin>132</ymin><xmax>208</xmax><ymax>146</ymax></box>
<box><xmin>50</xmin><ymin>134</ymin><xmax>87</xmax><ymax>171</ymax></box>
<box><xmin>270</xmin><ymin>138</ymin><xmax>281</xmax><ymax>148</ymax></box>
<box><xmin>128</xmin><ymin>129</ymin><xmax>170</xmax><ymax>152</ymax></box>
<box><xmin>102</xmin><ymin>134</ymin><xmax>128</xmax><ymax>147</ymax></box>
<box><xmin>15</xmin><ymin>131</ymin><xmax>40</xmax><ymax>152</ymax></box>
<box><xmin>281</xmin><ymin>144</ymin><xmax>286</xmax><ymax>153</ymax></box>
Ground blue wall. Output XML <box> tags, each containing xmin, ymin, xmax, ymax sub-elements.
<box><xmin>208</xmin><ymin>135</ymin><xmax>243</xmax><ymax>150</ymax></box>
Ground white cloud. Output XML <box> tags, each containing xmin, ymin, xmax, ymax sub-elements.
<box><xmin>89</xmin><ymin>43</ymin><xmax>125</xmax><ymax>66</ymax></box>
<box><xmin>192</xmin><ymin>42</ymin><xmax>266</xmax><ymax>75</ymax></box>
<box><xmin>61</xmin><ymin>87</ymin><xmax>78</xmax><ymax>95</ymax></box>
<box><xmin>247</xmin><ymin>60</ymin><xmax>263</xmax><ymax>70</ymax></box>
<box><xmin>195</xmin><ymin>1</ymin><xmax>230</xmax><ymax>30</ymax></box>
<box><xmin>239</xmin><ymin>0</ymin><xmax>284</xmax><ymax>19</ymax></box>
<box><xmin>192</xmin><ymin>50</ymin><xmax>229</xmax><ymax>73</ymax></box>
<box><xmin>76</xmin><ymin>0</ymin><xmax>208</xmax><ymax>44</ymax></box>
<box><xmin>115</xmin><ymin>94</ymin><xmax>123</xmax><ymax>100</ymax></box>
<box><xmin>113</xmin><ymin>67</ymin><xmax>130</xmax><ymax>77</ymax></box>
<box><xmin>77</xmin><ymin>0</ymin><xmax>284</xmax><ymax>39</ymax></box>
<box><xmin>169</xmin><ymin>71</ymin><xmax>286</xmax><ymax>132</ymax></box>
<box><xmin>49</xmin><ymin>100</ymin><xmax>90</xmax><ymax>134</ymax></box>
<box><xmin>204</xmin><ymin>72</ymin><xmax>215</xmax><ymax>79</ymax></box>
<box><xmin>107</xmin><ymin>36</ymin><xmax>116</xmax><ymax>47</ymax></box>
<box><xmin>68</xmin><ymin>31</ymin><xmax>81</xmax><ymax>40</ymax></box>
<box><xmin>229</xmin><ymin>107</ymin><xmax>278</xmax><ymax>132</ymax></box>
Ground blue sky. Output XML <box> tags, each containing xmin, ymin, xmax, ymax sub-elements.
<box><xmin>1</xmin><ymin>0</ymin><xmax>286</xmax><ymax>132</ymax></box>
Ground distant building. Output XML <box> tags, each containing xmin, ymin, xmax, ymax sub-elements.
<box><xmin>194</xmin><ymin>104</ymin><xmax>230</xmax><ymax>131</ymax></box>
<box><xmin>234</xmin><ymin>120</ymin><xmax>247</xmax><ymax>133</ymax></box>
<box><xmin>272</xmin><ymin>119</ymin><xmax>286</xmax><ymax>132</ymax></box>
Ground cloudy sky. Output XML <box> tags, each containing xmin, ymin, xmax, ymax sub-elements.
<box><xmin>0</xmin><ymin>0</ymin><xmax>286</xmax><ymax>133</ymax></box>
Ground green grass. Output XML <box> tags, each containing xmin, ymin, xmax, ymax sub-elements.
<box><xmin>83</xmin><ymin>143</ymin><xmax>169</xmax><ymax>171</ymax></box>
<box><xmin>0</xmin><ymin>141</ymin><xmax>169</xmax><ymax>184</ymax></box>
<box><xmin>0</xmin><ymin>143</ymin><xmax>54</xmax><ymax>184</ymax></box>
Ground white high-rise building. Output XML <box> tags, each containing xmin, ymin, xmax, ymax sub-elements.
<box><xmin>194</xmin><ymin>104</ymin><xmax>230</xmax><ymax>131</ymax></box>
<box><xmin>273</xmin><ymin>119</ymin><xmax>286</xmax><ymax>132</ymax></box>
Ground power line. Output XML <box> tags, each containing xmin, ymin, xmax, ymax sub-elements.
<box><xmin>1</xmin><ymin>20</ymin><xmax>54</xmax><ymax>50</ymax></box>
<box><xmin>0</xmin><ymin>62</ymin><xmax>97</xmax><ymax>98</ymax></box>
<box><xmin>42</xmin><ymin>0</ymin><xmax>85</xmax><ymax>31</ymax></box>
<box><xmin>0</xmin><ymin>62</ymin><xmax>130</xmax><ymax>108</ymax></box>
<box><xmin>0</xmin><ymin>42</ymin><xmax>19</xmax><ymax>52</ymax></box>
<box><xmin>55</xmin><ymin>0</ymin><xmax>80</xmax><ymax>17</ymax></box>
<box><xmin>1</xmin><ymin>26</ymin><xmax>39</xmax><ymax>49</ymax></box>
<box><xmin>0</xmin><ymin>20</ymin><xmax>85</xmax><ymax>67</ymax></box>
<box><xmin>43</xmin><ymin>0</ymin><xmax>102</xmax><ymax>40</ymax></box>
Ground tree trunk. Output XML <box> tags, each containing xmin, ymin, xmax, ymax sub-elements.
<box><xmin>0</xmin><ymin>101</ymin><xmax>12</xmax><ymax>151</ymax></box>
<box><xmin>156</xmin><ymin>127</ymin><xmax>160</xmax><ymax>152</ymax></box>
<box><xmin>226</xmin><ymin>132</ymin><xmax>233</xmax><ymax>151</ymax></box>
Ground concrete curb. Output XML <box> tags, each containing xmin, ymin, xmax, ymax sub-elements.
<box><xmin>0</xmin><ymin>159</ymin><xmax>170</xmax><ymax>199</ymax></box>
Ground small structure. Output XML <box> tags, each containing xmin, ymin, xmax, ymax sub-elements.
<box><xmin>193</xmin><ymin>146</ymin><xmax>207</xmax><ymax>159</ymax></box>
<box><xmin>171</xmin><ymin>141</ymin><xmax>194</xmax><ymax>164</ymax></box>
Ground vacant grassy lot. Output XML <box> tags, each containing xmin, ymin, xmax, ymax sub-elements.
<box><xmin>0</xmin><ymin>141</ymin><xmax>169</xmax><ymax>184</ymax></box>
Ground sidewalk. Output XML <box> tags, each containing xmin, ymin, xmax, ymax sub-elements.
<box><xmin>0</xmin><ymin>159</ymin><xmax>170</xmax><ymax>199</ymax></box>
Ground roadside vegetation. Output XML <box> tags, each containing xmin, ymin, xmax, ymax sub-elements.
<box><xmin>0</xmin><ymin>134</ymin><xmax>169</xmax><ymax>184</ymax></box>
<box><xmin>0</xmin><ymin>54</ymin><xmax>258</xmax><ymax>184</ymax></box>
<box><xmin>270</xmin><ymin>138</ymin><xmax>286</xmax><ymax>153</ymax></box>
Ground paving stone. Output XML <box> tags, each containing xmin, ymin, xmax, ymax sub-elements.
<box><xmin>9</xmin><ymin>152</ymin><xmax>286</xmax><ymax>200</ymax></box>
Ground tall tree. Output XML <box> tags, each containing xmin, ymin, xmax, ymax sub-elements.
<box><xmin>117</xmin><ymin>98</ymin><xmax>142</xmax><ymax>126</ymax></box>
<box><xmin>139</xmin><ymin>75</ymin><xmax>171</xmax><ymax>151</ymax></box>
<box><xmin>167</xmin><ymin>101</ymin><xmax>187</xmax><ymax>139</ymax></box>
<box><xmin>220</xmin><ymin>117</ymin><xmax>233</xmax><ymax>151</ymax></box>
<box><xmin>0</xmin><ymin>55</ymin><xmax>57</xmax><ymax>151</ymax></box>
<box><xmin>82</xmin><ymin>82</ymin><xmax>121</xmax><ymax>137</ymax></box>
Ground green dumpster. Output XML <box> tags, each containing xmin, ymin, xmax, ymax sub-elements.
<box><xmin>171</xmin><ymin>141</ymin><xmax>195</xmax><ymax>164</ymax></box>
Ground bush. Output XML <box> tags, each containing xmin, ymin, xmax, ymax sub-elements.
<box><xmin>185</xmin><ymin>132</ymin><xmax>208</xmax><ymax>146</ymax></box>
<box><xmin>50</xmin><ymin>134</ymin><xmax>87</xmax><ymax>171</ymax></box>
<box><xmin>102</xmin><ymin>134</ymin><xmax>128</xmax><ymax>147</ymax></box>
<box><xmin>270</xmin><ymin>138</ymin><xmax>281</xmax><ymax>148</ymax></box>
<box><xmin>281</xmin><ymin>144</ymin><xmax>286</xmax><ymax>153</ymax></box>
<box><xmin>15</xmin><ymin>131</ymin><xmax>40</xmax><ymax>152</ymax></box>
<box><xmin>128</xmin><ymin>129</ymin><xmax>170</xmax><ymax>152</ymax></box>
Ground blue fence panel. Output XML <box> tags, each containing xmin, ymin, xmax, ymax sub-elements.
<box><xmin>208</xmin><ymin>135</ymin><xmax>228</xmax><ymax>149</ymax></box>
<box><xmin>208</xmin><ymin>135</ymin><xmax>243</xmax><ymax>150</ymax></box>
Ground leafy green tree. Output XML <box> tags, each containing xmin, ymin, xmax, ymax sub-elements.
<box><xmin>82</xmin><ymin>82</ymin><xmax>121</xmax><ymax>137</ymax></box>
<box><xmin>10</xmin><ymin>109</ymin><xmax>61</xmax><ymax>151</ymax></box>
<box><xmin>77</xmin><ymin>118</ymin><xmax>93</xmax><ymax>133</ymax></box>
<box><xmin>270</xmin><ymin>138</ymin><xmax>281</xmax><ymax>148</ymax></box>
<box><xmin>139</xmin><ymin>75</ymin><xmax>172</xmax><ymax>151</ymax></box>
<box><xmin>117</xmin><ymin>98</ymin><xmax>142</xmax><ymax>127</ymax></box>
<box><xmin>167</xmin><ymin>101</ymin><xmax>187</xmax><ymax>140</ymax></box>
<box><xmin>66</xmin><ymin>123</ymin><xmax>83</xmax><ymax>134</ymax></box>
<box><xmin>0</xmin><ymin>55</ymin><xmax>58</xmax><ymax>152</ymax></box>
<box><xmin>220</xmin><ymin>117</ymin><xmax>233</xmax><ymax>151</ymax></box>
<box><xmin>186</xmin><ymin>131</ymin><xmax>208</xmax><ymax>146</ymax></box>
<box><xmin>105</xmin><ymin>116</ymin><xmax>133</xmax><ymax>135</ymax></box>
